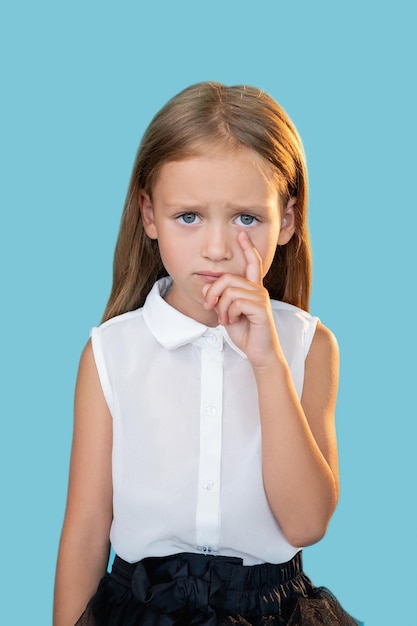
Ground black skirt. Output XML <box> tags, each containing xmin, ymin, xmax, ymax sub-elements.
<box><xmin>76</xmin><ymin>551</ymin><xmax>361</xmax><ymax>625</ymax></box>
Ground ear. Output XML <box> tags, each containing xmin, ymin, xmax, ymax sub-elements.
<box><xmin>277</xmin><ymin>197</ymin><xmax>296</xmax><ymax>245</ymax></box>
<box><xmin>139</xmin><ymin>190</ymin><xmax>158</xmax><ymax>240</ymax></box>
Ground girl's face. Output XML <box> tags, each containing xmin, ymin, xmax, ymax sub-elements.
<box><xmin>140</xmin><ymin>146</ymin><xmax>295</xmax><ymax>326</ymax></box>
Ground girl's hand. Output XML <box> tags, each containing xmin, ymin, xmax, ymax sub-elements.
<box><xmin>202</xmin><ymin>231</ymin><xmax>281</xmax><ymax>369</ymax></box>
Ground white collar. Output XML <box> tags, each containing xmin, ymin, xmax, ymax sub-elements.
<box><xmin>142</xmin><ymin>277</ymin><xmax>247</xmax><ymax>358</ymax></box>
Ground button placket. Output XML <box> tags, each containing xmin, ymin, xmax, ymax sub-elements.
<box><xmin>195</xmin><ymin>331</ymin><xmax>223</xmax><ymax>551</ymax></box>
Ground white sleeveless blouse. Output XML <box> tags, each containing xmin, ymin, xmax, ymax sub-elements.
<box><xmin>91</xmin><ymin>278</ymin><xmax>319</xmax><ymax>565</ymax></box>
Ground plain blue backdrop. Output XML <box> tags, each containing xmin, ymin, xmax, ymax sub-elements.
<box><xmin>1</xmin><ymin>2</ymin><xmax>416</xmax><ymax>625</ymax></box>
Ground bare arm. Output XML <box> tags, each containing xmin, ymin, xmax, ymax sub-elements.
<box><xmin>53</xmin><ymin>340</ymin><xmax>113</xmax><ymax>626</ymax></box>
<box><xmin>253</xmin><ymin>322</ymin><xmax>340</xmax><ymax>547</ymax></box>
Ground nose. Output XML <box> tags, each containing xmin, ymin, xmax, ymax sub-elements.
<box><xmin>201</xmin><ymin>223</ymin><xmax>233</xmax><ymax>261</ymax></box>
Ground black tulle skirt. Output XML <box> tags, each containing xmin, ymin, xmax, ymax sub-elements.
<box><xmin>75</xmin><ymin>551</ymin><xmax>361</xmax><ymax>625</ymax></box>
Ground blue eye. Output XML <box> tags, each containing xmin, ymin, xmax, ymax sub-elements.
<box><xmin>178</xmin><ymin>213</ymin><xmax>199</xmax><ymax>224</ymax></box>
<box><xmin>236</xmin><ymin>214</ymin><xmax>257</xmax><ymax>226</ymax></box>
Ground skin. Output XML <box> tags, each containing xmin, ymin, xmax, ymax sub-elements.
<box><xmin>53</xmin><ymin>342</ymin><xmax>113</xmax><ymax>626</ymax></box>
<box><xmin>53</xmin><ymin>145</ymin><xmax>340</xmax><ymax>626</ymax></box>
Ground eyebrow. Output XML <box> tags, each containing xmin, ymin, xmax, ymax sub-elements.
<box><xmin>162</xmin><ymin>201</ymin><xmax>272</xmax><ymax>212</ymax></box>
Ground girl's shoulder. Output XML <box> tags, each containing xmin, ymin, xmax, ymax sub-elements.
<box><xmin>270</xmin><ymin>298</ymin><xmax>320</xmax><ymax>328</ymax></box>
<box><xmin>270</xmin><ymin>299</ymin><xmax>321</xmax><ymax>358</ymax></box>
<box><xmin>90</xmin><ymin>307</ymin><xmax>148</xmax><ymax>357</ymax></box>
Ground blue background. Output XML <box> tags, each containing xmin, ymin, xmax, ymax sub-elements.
<box><xmin>1</xmin><ymin>2</ymin><xmax>415</xmax><ymax>625</ymax></box>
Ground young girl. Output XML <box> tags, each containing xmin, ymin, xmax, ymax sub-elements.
<box><xmin>54</xmin><ymin>82</ymin><xmax>360</xmax><ymax>626</ymax></box>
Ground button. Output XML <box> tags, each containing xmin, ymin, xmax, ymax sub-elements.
<box><xmin>206</xmin><ymin>404</ymin><xmax>217</xmax><ymax>417</ymax></box>
<box><xmin>206</xmin><ymin>333</ymin><xmax>216</xmax><ymax>344</ymax></box>
<box><xmin>202</xmin><ymin>480</ymin><xmax>215</xmax><ymax>491</ymax></box>
<box><xmin>198</xmin><ymin>545</ymin><xmax>217</xmax><ymax>555</ymax></box>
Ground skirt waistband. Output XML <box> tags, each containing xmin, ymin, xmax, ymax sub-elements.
<box><xmin>111</xmin><ymin>550</ymin><xmax>304</xmax><ymax>591</ymax></box>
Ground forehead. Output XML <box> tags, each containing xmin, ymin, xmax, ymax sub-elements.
<box><xmin>152</xmin><ymin>146</ymin><xmax>279</xmax><ymax>205</ymax></box>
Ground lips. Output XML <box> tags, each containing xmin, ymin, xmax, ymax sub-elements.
<box><xmin>195</xmin><ymin>271</ymin><xmax>224</xmax><ymax>282</ymax></box>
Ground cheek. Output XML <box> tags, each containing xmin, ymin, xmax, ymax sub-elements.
<box><xmin>156</xmin><ymin>231</ymin><xmax>191</xmax><ymax>270</ymax></box>
<box><xmin>255</xmin><ymin>230</ymin><xmax>280</xmax><ymax>273</ymax></box>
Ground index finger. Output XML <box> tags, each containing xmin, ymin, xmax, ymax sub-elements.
<box><xmin>237</xmin><ymin>230</ymin><xmax>263</xmax><ymax>284</ymax></box>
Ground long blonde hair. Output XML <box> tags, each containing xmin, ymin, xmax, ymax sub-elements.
<box><xmin>102</xmin><ymin>82</ymin><xmax>312</xmax><ymax>322</ymax></box>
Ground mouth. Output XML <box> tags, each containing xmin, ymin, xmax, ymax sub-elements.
<box><xmin>195</xmin><ymin>271</ymin><xmax>224</xmax><ymax>283</ymax></box>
